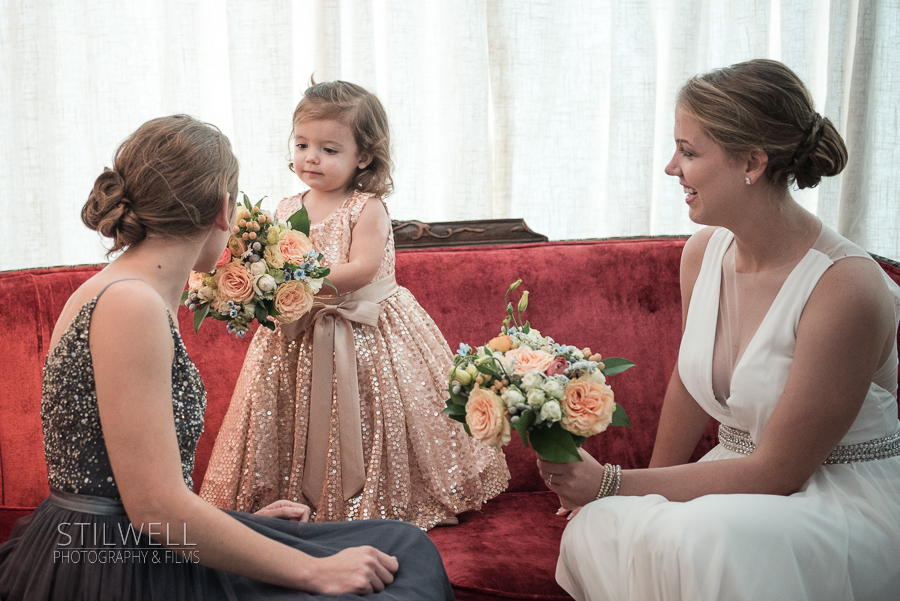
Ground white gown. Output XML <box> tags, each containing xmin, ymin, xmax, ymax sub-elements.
<box><xmin>557</xmin><ymin>225</ymin><xmax>900</xmax><ymax>601</ymax></box>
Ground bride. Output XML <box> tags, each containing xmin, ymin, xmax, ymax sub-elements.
<box><xmin>542</xmin><ymin>59</ymin><xmax>900</xmax><ymax>600</ymax></box>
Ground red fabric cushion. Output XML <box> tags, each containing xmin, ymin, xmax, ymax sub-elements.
<box><xmin>427</xmin><ymin>491</ymin><xmax>573</xmax><ymax>601</ymax></box>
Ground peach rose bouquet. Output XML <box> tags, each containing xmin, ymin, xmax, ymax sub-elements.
<box><xmin>182</xmin><ymin>193</ymin><xmax>331</xmax><ymax>337</ymax></box>
<box><xmin>443</xmin><ymin>280</ymin><xmax>633</xmax><ymax>462</ymax></box>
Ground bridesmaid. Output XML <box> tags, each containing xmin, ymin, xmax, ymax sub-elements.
<box><xmin>544</xmin><ymin>60</ymin><xmax>900</xmax><ymax>600</ymax></box>
<box><xmin>0</xmin><ymin>114</ymin><xmax>454</xmax><ymax>600</ymax></box>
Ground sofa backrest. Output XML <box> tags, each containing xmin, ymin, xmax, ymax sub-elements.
<box><xmin>3</xmin><ymin>239</ymin><xmax>900</xmax><ymax>506</ymax></box>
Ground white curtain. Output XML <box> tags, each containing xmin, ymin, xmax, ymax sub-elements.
<box><xmin>1</xmin><ymin>0</ymin><xmax>898</xmax><ymax>271</ymax></box>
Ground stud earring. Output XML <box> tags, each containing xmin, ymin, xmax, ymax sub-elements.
<box><xmin>745</xmin><ymin>177</ymin><xmax>751</xmax><ymax>185</ymax></box>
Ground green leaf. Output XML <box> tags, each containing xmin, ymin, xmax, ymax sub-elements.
<box><xmin>254</xmin><ymin>303</ymin><xmax>270</xmax><ymax>326</ymax></box>
<box><xmin>522</xmin><ymin>322</ymin><xmax>531</xmax><ymax>334</ymax></box>
<box><xmin>323</xmin><ymin>278</ymin><xmax>338</xmax><ymax>293</ymax></box>
<box><xmin>448</xmin><ymin>392</ymin><xmax>468</xmax><ymax>406</ymax></box>
<box><xmin>192</xmin><ymin>304</ymin><xmax>211</xmax><ymax>333</ymax></box>
<box><xmin>601</xmin><ymin>357</ymin><xmax>636</xmax><ymax>376</ymax></box>
<box><xmin>241</xmin><ymin>192</ymin><xmax>252</xmax><ymax>211</ymax></box>
<box><xmin>475</xmin><ymin>363</ymin><xmax>496</xmax><ymax>375</ymax></box>
<box><xmin>287</xmin><ymin>206</ymin><xmax>312</xmax><ymax>236</ymax></box>
<box><xmin>254</xmin><ymin>196</ymin><xmax>267</xmax><ymax>208</ymax></box>
<box><xmin>572</xmin><ymin>434</ymin><xmax>587</xmax><ymax>447</ymax></box>
<box><xmin>463</xmin><ymin>423</ymin><xmax>471</xmax><ymax>436</ymax></box>
<box><xmin>442</xmin><ymin>404</ymin><xmax>467</xmax><ymax>417</ymax></box>
<box><xmin>180</xmin><ymin>290</ymin><xmax>191</xmax><ymax>303</ymax></box>
<box><xmin>442</xmin><ymin>411</ymin><xmax>467</xmax><ymax>424</ymax></box>
<box><xmin>610</xmin><ymin>403</ymin><xmax>631</xmax><ymax>427</ymax></box>
<box><xmin>511</xmin><ymin>410</ymin><xmax>535</xmax><ymax>447</ymax></box>
<box><xmin>528</xmin><ymin>422</ymin><xmax>583</xmax><ymax>462</ymax></box>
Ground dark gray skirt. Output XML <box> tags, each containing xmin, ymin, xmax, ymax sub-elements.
<box><xmin>0</xmin><ymin>490</ymin><xmax>454</xmax><ymax>600</ymax></box>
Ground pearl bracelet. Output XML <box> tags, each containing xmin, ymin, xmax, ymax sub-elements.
<box><xmin>595</xmin><ymin>463</ymin><xmax>622</xmax><ymax>500</ymax></box>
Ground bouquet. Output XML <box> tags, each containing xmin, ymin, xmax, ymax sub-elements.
<box><xmin>443</xmin><ymin>280</ymin><xmax>633</xmax><ymax>462</ymax></box>
<box><xmin>182</xmin><ymin>193</ymin><xmax>332</xmax><ymax>337</ymax></box>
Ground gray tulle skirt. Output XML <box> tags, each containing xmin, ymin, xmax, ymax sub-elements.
<box><xmin>0</xmin><ymin>490</ymin><xmax>454</xmax><ymax>600</ymax></box>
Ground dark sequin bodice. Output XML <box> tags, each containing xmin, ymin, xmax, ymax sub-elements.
<box><xmin>41</xmin><ymin>297</ymin><xmax>206</xmax><ymax>498</ymax></box>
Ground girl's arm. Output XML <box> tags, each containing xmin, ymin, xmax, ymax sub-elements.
<box><xmin>92</xmin><ymin>281</ymin><xmax>398</xmax><ymax>594</ymax></box>
<box><xmin>320</xmin><ymin>198</ymin><xmax>391</xmax><ymax>295</ymax></box>
<box><xmin>540</xmin><ymin>244</ymin><xmax>895</xmax><ymax>505</ymax></box>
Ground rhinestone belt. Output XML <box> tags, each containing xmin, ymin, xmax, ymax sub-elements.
<box><xmin>718</xmin><ymin>424</ymin><xmax>900</xmax><ymax>464</ymax></box>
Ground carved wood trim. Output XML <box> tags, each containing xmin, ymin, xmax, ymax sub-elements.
<box><xmin>391</xmin><ymin>218</ymin><xmax>548</xmax><ymax>249</ymax></box>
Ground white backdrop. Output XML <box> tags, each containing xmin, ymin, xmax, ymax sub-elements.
<box><xmin>1</xmin><ymin>0</ymin><xmax>898</xmax><ymax>271</ymax></box>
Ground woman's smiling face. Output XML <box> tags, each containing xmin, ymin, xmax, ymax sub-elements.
<box><xmin>665</xmin><ymin>106</ymin><xmax>748</xmax><ymax>226</ymax></box>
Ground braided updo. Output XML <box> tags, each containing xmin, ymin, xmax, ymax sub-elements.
<box><xmin>82</xmin><ymin>115</ymin><xmax>239</xmax><ymax>255</ymax></box>
<box><xmin>677</xmin><ymin>59</ymin><xmax>847</xmax><ymax>190</ymax></box>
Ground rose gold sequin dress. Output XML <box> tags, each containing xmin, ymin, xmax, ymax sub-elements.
<box><xmin>200</xmin><ymin>191</ymin><xmax>509</xmax><ymax>530</ymax></box>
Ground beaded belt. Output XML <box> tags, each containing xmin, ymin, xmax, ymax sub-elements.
<box><xmin>718</xmin><ymin>424</ymin><xmax>900</xmax><ymax>463</ymax></box>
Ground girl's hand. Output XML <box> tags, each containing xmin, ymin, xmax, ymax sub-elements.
<box><xmin>537</xmin><ymin>448</ymin><xmax>607</xmax><ymax>507</ymax></box>
<box><xmin>254</xmin><ymin>500</ymin><xmax>311</xmax><ymax>522</ymax></box>
<box><xmin>307</xmin><ymin>546</ymin><xmax>399</xmax><ymax>594</ymax></box>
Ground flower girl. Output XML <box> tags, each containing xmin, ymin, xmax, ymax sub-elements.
<box><xmin>200</xmin><ymin>80</ymin><xmax>509</xmax><ymax>529</ymax></box>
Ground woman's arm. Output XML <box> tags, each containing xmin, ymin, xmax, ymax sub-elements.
<box><xmin>92</xmin><ymin>282</ymin><xmax>397</xmax><ymax>594</ymax></box>
<box><xmin>541</xmin><ymin>244</ymin><xmax>895</xmax><ymax>505</ymax></box>
<box><xmin>320</xmin><ymin>198</ymin><xmax>391</xmax><ymax>295</ymax></box>
<box><xmin>650</xmin><ymin>227</ymin><xmax>716</xmax><ymax>467</ymax></box>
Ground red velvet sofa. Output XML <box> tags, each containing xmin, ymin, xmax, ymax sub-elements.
<box><xmin>3</xmin><ymin>238</ymin><xmax>900</xmax><ymax>601</ymax></box>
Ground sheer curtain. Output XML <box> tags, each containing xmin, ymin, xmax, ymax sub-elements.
<box><xmin>1</xmin><ymin>0</ymin><xmax>897</xmax><ymax>271</ymax></box>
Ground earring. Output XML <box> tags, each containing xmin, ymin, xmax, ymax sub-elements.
<box><xmin>745</xmin><ymin>177</ymin><xmax>752</xmax><ymax>185</ymax></box>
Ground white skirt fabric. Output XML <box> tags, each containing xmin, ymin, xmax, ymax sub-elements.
<box><xmin>556</xmin><ymin>445</ymin><xmax>900</xmax><ymax>601</ymax></box>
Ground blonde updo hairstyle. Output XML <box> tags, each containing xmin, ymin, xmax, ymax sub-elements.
<box><xmin>290</xmin><ymin>80</ymin><xmax>393</xmax><ymax>198</ymax></box>
<box><xmin>677</xmin><ymin>59</ymin><xmax>847</xmax><ymax>190</ymax></box>
<box><xmin>82</xmin><ymin>115</ymin><xmax>239</xmax><ymax>256</ymax></box>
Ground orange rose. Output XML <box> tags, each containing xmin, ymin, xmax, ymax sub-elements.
<box><xmin>273</xmin><ymin>280</ymin><xmax>315</xmax><ymax>323</ymax></box>
<box><xmin>226</xmin><ymin>235</ymin><xmax>246</xmax><ymax>258</ymax></box>
<box><xmin>487</xmin><ymin>335</ymin><xmax>512</xmax><ymax>353</ymax></box>
<box><xmin>278</xmin><ymin>230</ymin><xmax>314</xmax><ymax>265</ymax></box>
<box><xmin>187</xmin><ymin>271</ymin><xmax>204</xmax><ymax>291</ymax></box>
<box><xmin>561</xmin><ymin>379</ymin><xmax>615</xmax><ymax>437</ymax></box>
<box><xmin>215</xmin><ymin>262</ymin><xmax>254</xmax><ymax>303</ymax></box>
<box><xmin>465</xmin><ymin>387</ymin><xmax>511</xmax><ymax>448</ymax></box>
<box><xmin>502</xmin><ymin>346</ymin><xmax>554</xmax><ymax>376</ymax></box>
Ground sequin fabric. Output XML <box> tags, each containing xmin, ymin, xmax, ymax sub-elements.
<box><xmin>42</xmin><ymin>298</ymin><xmax>206</xmax><ymax>498</ymax></box>
<box><xmin>200</xmin><ymin>191</ymin><xmax>510</xmax><ymax>529</ymax></box>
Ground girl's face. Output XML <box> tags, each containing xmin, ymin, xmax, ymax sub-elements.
<box><xmin>664</xmin><ymin>106</ymin><xmax>747</xmax><ymax>226</ymax></box>
<box><xmin>292</xmin><ymin>119</ymin><xmax>371</xmax><ymax>195</ymax></box>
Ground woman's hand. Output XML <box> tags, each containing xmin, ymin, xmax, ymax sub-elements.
<box><xmin>307</xmin><ymin>546</ymin><xmax>399</xmax><ymax>594</ymax></box>
<box><xmin>254</xmin><ymin>500</ymin><xmax>310</xmax><ymax>522</ymax></box>
<box><xmin>537</xmin><ymin>448</ymin><xmax>607</xmax><ymax>508</ymax></box>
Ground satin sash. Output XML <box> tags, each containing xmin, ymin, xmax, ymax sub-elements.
<box><xmin>296</xmin><ymin>275</ymin><xmax>399</xmax><ymax>508</ymax></box>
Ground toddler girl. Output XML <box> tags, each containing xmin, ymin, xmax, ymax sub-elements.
<box><xmin>200</xmin><ymin>80</ymin><xmax>509</xmax><ymax>530</ymax></box>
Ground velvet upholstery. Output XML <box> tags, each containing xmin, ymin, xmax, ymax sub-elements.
<box><xmin>2</xmin><ymin>239</ymin><xmax>899</xmax><ymax>600</ymax></box>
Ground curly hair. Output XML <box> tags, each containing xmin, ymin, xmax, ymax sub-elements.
<box><xmin>290</xmin><ymin>80</ymin><xmax>393</xmax><ymax>198</ymax></box>
<box><xmin>677</xmin><ymin>59</ymin><xmax>847</xmax><ymax>190</ymax></box>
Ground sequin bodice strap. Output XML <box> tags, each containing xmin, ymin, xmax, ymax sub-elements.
<box><xmin>41</xmin><ymin>291</ymin><xmax>206</xmax><ymax>499</ymax></box>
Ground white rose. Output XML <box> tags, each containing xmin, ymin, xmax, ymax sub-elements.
<box><xmin>253</xmin><ymin>274</ymin><xmax>277</xmax><ymax>296</ymax></box>
<box><xmin>540</xmin><ymin>400</ymin><xmax>562</xmax><ymax>422</ymax></box>
<box><xmin>521</xmin><ymin>372</ymin><xmax>544</xmax><ymax>391</ymax></box>
<box><xmin>249</xmin><ymin>261</ymin><xmax>267</xmax><ymax>276</ymax></box>
<box><xmin>242</xmin><ymin>302</ymin><xmax>256</xmax><ymax>320</ymax></box>
<box><xmin>541</xmin><ymin>378</ymin><xmax>565</xmax><ymax>399</ymax></box>
<box><xmin>585</xmin><ymin>369</ymin><xmax>607</xmax><ymax>385</ymax></box>
<box><xmin>198</xmin><ymin>285</ymin><xmax>216</xmax><ymax>302</ymax></box>
<box><xmin>526</xmin><ymin>389</ymin><xmax>547</xmax><ymax>409</ymax></box>
<box><xmin>502</xmin><ymin>387</ymin><xmax>525</xmax><ymax>408</ymax></box>
<box><xmin>308</xmin><ymin>277</ymin><xmax>324</xmax><ymax>294</ymax></box>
